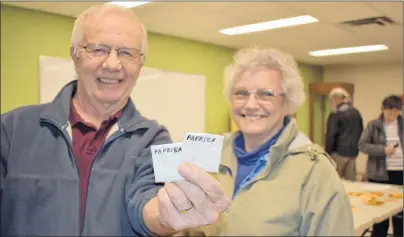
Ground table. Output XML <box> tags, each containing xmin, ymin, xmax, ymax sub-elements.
<box><xmin>342</xmin><ymin>181</ymin><xmax>403</xmax><ymax>236</ymax></box>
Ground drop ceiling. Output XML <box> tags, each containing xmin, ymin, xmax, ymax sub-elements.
<box><xmin>2</xmin><ymin>1</ymin><xmax>403</xmax><ymax>66</ymax></box>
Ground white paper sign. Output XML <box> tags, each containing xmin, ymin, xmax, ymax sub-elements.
<box><xmin>151</xmin><ymin>142</ymin><xmax>189</xmax><ymax>183</ymax></box>
<box><xmin>151</xmin><ymin>133</ymin><xmax>224</xmax><ymax>183</ymax></box>
<box><xmin>183</xmin><ymin>133</ymin><xmax>224</xmax><ymax>173</ymax></box>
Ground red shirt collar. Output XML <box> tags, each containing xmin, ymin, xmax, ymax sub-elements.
<box><xmin>70</xmin><ymin>100</ymin><xmax>124</xmax><ymax>127</ymax></box>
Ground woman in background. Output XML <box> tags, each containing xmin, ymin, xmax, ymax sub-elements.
<box><xmin>183</xmin><ymin>47</ymin><xmax>354</xmax><ymax>236</ymax></box>
<box><xmin>359</xmin><ymin>95</ymin><xmax>403</xmax><ymax>237</ymax></box>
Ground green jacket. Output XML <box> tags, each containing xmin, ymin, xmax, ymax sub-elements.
<box><xmin>184</xmin><ymin>121</ymin><xmax>354</xmax><ymax>236</ymax></box>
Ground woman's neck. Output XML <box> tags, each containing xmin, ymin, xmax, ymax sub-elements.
<box><xmin>384</xmin><ymin>119</ymin><xmax>398</xmax><ymax>125</ymax></box>
<box><xmin>243</xmin><ymin>122</ymin><xmax>283</xmax><ymax>152</ymax></box>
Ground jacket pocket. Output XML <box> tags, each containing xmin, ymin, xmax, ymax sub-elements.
<box><xmin>367</xmin><ymin>156</ymin><xmax>388</xmax><ymax>180</ymax></box>
<box><xmin>1</xmin><ymin>174</ymin><xmax>79</xmax><ymax>236</ymax></box>
<box><xmin>226</xmin><ymin>181</ymin><xmax>301</xmax><ymax>236</ymax></box>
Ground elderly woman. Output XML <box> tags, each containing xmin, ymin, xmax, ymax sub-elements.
<box><xmin>182</xmin><ymin>47</ymin><xmax>354</xmax><ymax>236</ymax></box>
<box><xmin>358</xmin><ymin>95</ymin><xmax>403</xmax><ymax>237</ymax></box>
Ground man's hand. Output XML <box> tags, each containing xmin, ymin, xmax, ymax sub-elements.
<box><xmin>143</xmin><ymin>162</ymin><xmax>231</xmax><ymax>236</ymax></box>
<box><xmin>385</xmin><ymin>145</ymin><xmax>396</xmax><ymax>156</ymax></box>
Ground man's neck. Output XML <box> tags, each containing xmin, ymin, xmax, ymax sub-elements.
<box><xmin>72</xmin><ymin>94</ymin><xmax>126</xmax><ymax>128</ymax></box>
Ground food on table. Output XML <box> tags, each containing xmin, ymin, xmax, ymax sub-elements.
<box><xmin>348</xmin><ymin>191</ymin><xmax>362</xmax><ymax>196</ymax></box>
<box><xmin>369</xmin><ymin>191</ymin><xmax>383</xmax><ymax>197</ymax></box>
<box><xmin>351</xmin><ymin>204</ymin><xmax>356</xmax><ymax>212</ymax></box>
<box><xmin>360</xmin><ymin>193</ymin><xmax>384</xmax><ymax>206</ymax></box>
<box><xmin>388</xmin><ymin>192</ymin><xmax>403</xmax><ymax>199</ymax></box>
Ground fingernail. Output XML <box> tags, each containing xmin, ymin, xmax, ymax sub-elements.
<box><xmin>178</xmin><ymin>163</ymin><xmax>189</xmax><ymax>176</ymax></box>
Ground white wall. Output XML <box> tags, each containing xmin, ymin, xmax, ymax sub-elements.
<box><xmin>325</xmin><ymin>63</ymin><xmax>403</xmax><ymax>124</ymax></box>
<box><xmin>324</xmin><ymin>62</ymin><xmax>403</xmax><ymax>179</ymax></box>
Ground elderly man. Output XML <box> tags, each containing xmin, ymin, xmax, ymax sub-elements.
<box><xmin>0</xmin><ymin>5</ymin><xmax>230</xmax><ymax>236</ymax></box>
<box><xmin>325</xmin><ymin>87</ymin><xmax>364</xmax><ymax>181</ymax></box>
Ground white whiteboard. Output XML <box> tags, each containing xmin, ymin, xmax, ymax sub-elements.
<box><xmin>39</xmin><ymin>55</ymin><xmax>206</xmax><ymax>142</ymax></box>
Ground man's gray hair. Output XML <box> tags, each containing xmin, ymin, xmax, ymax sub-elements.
<box><xmin>329</xmin><ymin>87</ymin><xmax>350</xmax><ymax>102</ymax></box>
<box><xmin>70</xmin><ymin>4</ymin><xmax>148</xmax><ymax>56</ymax></box>
<box><xmin>223</xmin><ymin>46</ymin><xmax>306</xmax><ymax>115</ymax></box>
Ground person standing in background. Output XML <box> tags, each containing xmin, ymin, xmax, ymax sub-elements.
<box><xmin>325</xmin><ymin>87</ymin><xmax>364</xmax><ymax>181</ymax></box>
<box><xmin>358</xmin><ymin>95</ymin><xmax>403</xmax><ymax>237</ymax></box>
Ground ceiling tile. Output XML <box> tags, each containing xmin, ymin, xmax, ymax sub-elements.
<box><xmin>182</xmin><ymin>2</ymin><xmax>234</xmax><ymax>11</ymax></box>
<box><xmin>45</xmin><ymin>2</ymin><xmax>106</xmax><ymax>17</ymax></box>
<box><xmin>341</xmin><ymin>24</ymin><xmax>403</xmax><ymax>49</ymax></box>
<box><xmin>133</xmin><ymin>2</ymin><xmax>238</xmax><ymax>31</ymax></box>
<box><xmin>367</xmin><ymin>2</ymin><xmax>404</xmax><ymax>24</ymax></box>
<box><xmin>215</xmin><ymin>2</ymin><xmax>303</xmax><ymax>25</ymax></box>
<box><xmin>2</xmin><ymin>2</ymin><xmax>57</xmax><ymax>12</ymax></box>
<box><xmin>283</xmin><ymin>2</ymin><xmax>384</xmax><ymax>24</ymax></box>
<box><xmin>285</xmin><ymin>22</ymin><xmax>361</xmax><ymax>50</ymax></box>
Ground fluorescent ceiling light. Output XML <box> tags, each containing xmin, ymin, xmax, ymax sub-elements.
<box><xmin>219</xmin><ymin>15</ymin><xmax>318</xmax><ymax>36</ymax></box>
<box><xmin>309</xmin><ymin>44</ymin><xmax>388</xmax><ymax>57</ymax></box>
<box><xmin>105</xmin><ymin>1</ymin><xmax>151</xmax><ymax>8</ymax></box>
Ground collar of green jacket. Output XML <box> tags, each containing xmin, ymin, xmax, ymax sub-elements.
<box><xmin>220</xmin><ymin>119</ymin><xmax>334</xmax><ymax>183</ymax></box>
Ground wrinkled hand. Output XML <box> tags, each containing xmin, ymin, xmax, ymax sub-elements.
<box><xmin>385</xmin><ymin>145</ymin><xmax>396</xmax><ymax>156</ymax></box>
<box><xmin>156</xmin><ymin>162</ymin><xmax>231</xmax><ymax>231</ymax></box>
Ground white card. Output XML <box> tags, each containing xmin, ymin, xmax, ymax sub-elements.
<box><xmin>183</xmin><ymin>133</ymin><xmax>224</xmax><ymax>173</ymax></box>
<box><xmin>151</xmin><ymin>142</ymin><xmax>189</xmax><ymax>183</ymax></box>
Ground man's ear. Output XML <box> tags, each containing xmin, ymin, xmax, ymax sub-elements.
<box><xmin>140</xmin><ymin>54</ymin><xmax>146</xmax><ymax>66</ymax></box>
<box><xmin>70</xmin><ymin>47</ymin><xmax>75</xmax><ymax>59</ymax></box>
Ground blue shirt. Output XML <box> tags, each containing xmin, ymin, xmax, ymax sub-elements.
<box><xmin>232</xmin><ymin>117</ymin><xmax>290</xmax><ymax>198</ymax></box>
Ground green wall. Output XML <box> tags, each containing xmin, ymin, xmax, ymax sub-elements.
<box><xmin>1</xmin><ymin>5</ymin><xmax>323</xmax><ymax>141</ymax></box>
<box><xmin>298</xmin><ymin>64</ymin><xmax>324</xmax><ymax>144</ymax></box>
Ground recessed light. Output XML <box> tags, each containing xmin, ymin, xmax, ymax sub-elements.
<box><xmin>105</xmin><ymin>1</ymin><xmax>152</xmax><ymax>8</ymax></box>
<box><xmin>219</xmin><ymin>15</ymin><xmax>319</xmax><ymax>36</ymax></box>
<box><xmin>309</xmin><ymin>45</ymin><xmax>388</xmax><ymax>57</ymax></box>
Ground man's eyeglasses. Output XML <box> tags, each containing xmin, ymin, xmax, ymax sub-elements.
<box><xmin>81</xmin><ymin>43</ymin><xmax>143</xmax><ymax>64</ymax></box>
<box><xmin>231</xmin><ymin>88</ymin><xmax>284</xmax><ymax>105</ymax></box>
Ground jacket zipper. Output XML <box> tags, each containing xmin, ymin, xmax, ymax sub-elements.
<box><xmin>42</xmin><ymin>119</ymin><xmax>82</xmax><ymax>236</ymax></box>
<box><xmin>80</xmin><ymin>129</ymin><xmax>124</xmax><ymax>235</ymax></box>
<box><xmin>41</xmin><ymin>117</ymin><xmax>150</xmax><ymax>235</ymax></box>
<box><xmin>233</xmin><ymin>157</ymin><xmax>267</xmax><ymax>198</ymax></box>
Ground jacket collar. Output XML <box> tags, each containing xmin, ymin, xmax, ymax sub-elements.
<box><xmin>39</xmin><ymin>80</ymin><xmax>148</xmax><ymax>132</ymax></box>
<box><xmin>374</xmin><ymin>115</ymin><xmax>403</xmax><ymax>128</ymax></box>
<box><xmin>336</xmin><ymin>102</ymin><xmax>351</xmax><ymax>112</ymax></box>
<box><xmin>221</xmin><ymin>118</ymin><xmax>322</xmax><ymax>175</ymax></box>
<box><xmin>219</xmin><ymin>118</ymin><xmax>328</xmax><ymax>197</ymax></box>
<box><xmin>374</xmin><ymin>115</ymin><xmax>404</xmax><ymax>146</ymax></box>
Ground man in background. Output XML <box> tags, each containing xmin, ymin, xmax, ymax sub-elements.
<box><xmin>325</xmin><ymin>87</ymin><xmax>364</xmax><ymax>181</ymax></box>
